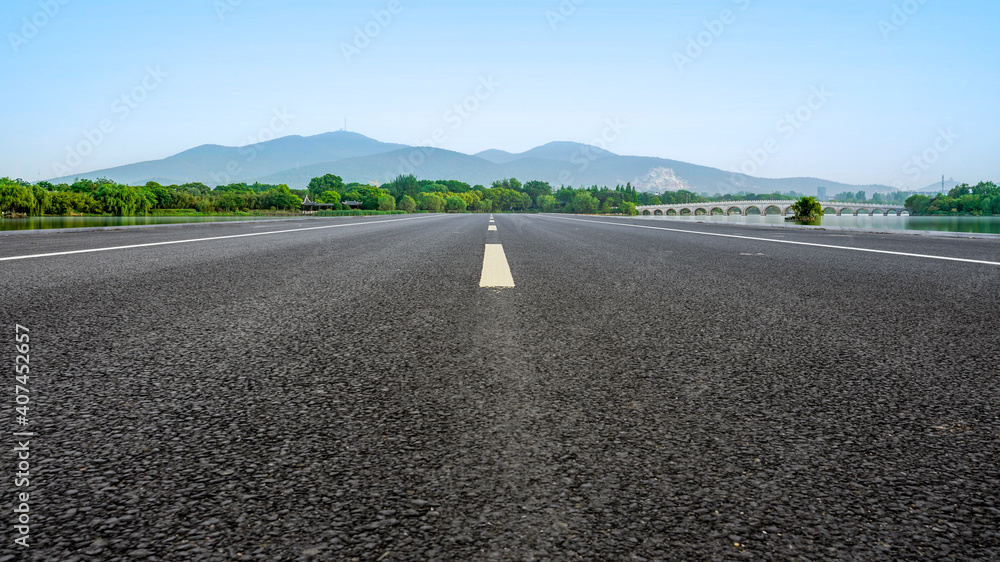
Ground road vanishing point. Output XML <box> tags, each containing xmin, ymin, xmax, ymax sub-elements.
<box><xmin>1</xmin><ymin>214</ymin><xmax>998</xmax><ymax>560</ymax></box>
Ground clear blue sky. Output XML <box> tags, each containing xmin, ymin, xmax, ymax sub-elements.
<box><xmin>2</xmin><ymin>0</ymin><xmax>997</xmax><ymax>189</ymax></box>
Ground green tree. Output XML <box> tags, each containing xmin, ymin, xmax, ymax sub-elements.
<box><xmin>361</xmin><ymin>187</ymin><xmax>389</xmax><ymax>210</ymax></box>
<box><xmin>398</xmin><ymin>195</ymin><xmax>417</xmax><ymax>212</ymax></box>
<box><xmin>422</xmin><ymin>182</ymin><xmax>448</xmax><ymax>194</ymax></box>
<box><xmin>307</xmin><ymin>174</ymin><xmax>345</xmax><ymax>199</ymax></box>
<box><xmin>258</xmin><ymin>185</ymin><xmax>301</xmax><ymax>211</ymax></box>
<box><xmin>522</xmin><ymin>180</ymin><xmax>552</xmax><ymax>201</ymax></box>
<box><xmin>180</xmin><ymin>182</ymin><xmax>212</xmax><ymax>195</ymax></box>
<box><xmin>928</xmin><ymin>196</ymin><xmax>956</xmax><ymax>214</ymax></box>
<box><xmin>445</xmin><ymin>195</ymin><xmax>467</xmax><ymax>213</ymax></box>
<box><xmin>791</xmin><ymin>196</ymin><xmax>823</xmax><ymax>220</ymax></box>
<box><xmin>48</xmin><ymin>191</ymin><xmax>102</xmax><ymax>214</ymax></box>
<box><xmin>319</xmin><ymin>190</ymin><xmax>342</xmax><ymax>208</ymax></box>
<box><xmin>619</xmin><ymin>201</ymin><xmax>638</xmax><ymax>216</ymax></box>
<box><xmin>948</xmin><ymin>184</ymin><xmax>972</xmax><ymax>198</ymax></box>
<box><xmin>904</xmin><ymin>194</ymin><xmax>931</xmax><ymax>215</ymax></box>
<box><xmin>571</xmin><ymin>192</ymin><xmax>598</xmax><ymax>214</ymax></box>
<box><xmin>384</xmin><ymin>174</ymin><xmax>420</xmax><ymax>199</ymax></box>
<box><xmin>491</xmin><ymin>178</ymin><xmax>522</xmax><ymax>192</ymax></box>
<box><xmin>521</xmin><ymin>192</ymin><xmax>533</xmax><ymax>210</ymax></box>
<box><xmin>215</xmin><ymin>191</ymin><xmax>249</xmax><ymax>211</ymax></box>
<box><xmin>971</xmin><ymin>181</ymin><xmax>999</xmax><ymax>197</ymax></box>
<box><xmin>378</xmin><ymin>195</ymin><xmax>396</xmax><ymax>211</ymax></box>
<box><xmin>29</xmin><ymin>184</ymin><xmax>50</xmax><ymax>215</ymax></box>
<box><xmin>0</xmin><ymin>178</ymin><xmax>37</xmax><ymax>214</ymax></box>
<box><xmin>94</xmin><ymin>184</ymin><xmax>153</xmax><ymax>216</ymax></box>
<box><xmin>537</xmin><ymin>195</ymin><xmax>558</xmax><ymax>213</ymax></box>
<box><xmin>423</xmin><ymin>194</ymin><xmax>445</xmax><ymax>212</ymax></box>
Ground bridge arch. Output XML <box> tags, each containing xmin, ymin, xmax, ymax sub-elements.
<box><xmin>642</xmin><ymin>209</ymin><xmax>651</xmax><ymax>216</ymax></box>
<box><xmin>680</xmin><ymin>208</ymin><xmax>692</xmax><ymax>215</ymax></box>
<box><xmin>857</xmin><ymin>208</ymin><xmax>870</xmax><ymax>216</ymax></box>
<box><xmin>839</xmin><ymin>208</ymin><xmax>855</xmax><ymax>216</ymax></box>
<box><xmin>764</xmin><ymin>205</ymin><xmax>782</xmax><ymax>215</ymax></box>
<box><xmin>710</xmin><ymin>207</ymin><xmax>724</xmax><ymax>216</ymax></box>
<box><xmin>726</xmin><ymin>206</ymin><xmax>742</xmax><ymax>215</ymax></box>
<box><xmin>666</xmin><ymin>209</ymin><xmax>677</xmax><ymax>216</ymax></box>
<box><xmin>694</xmin><ymin>207</ymin><xmax>708</xmax><ymax>216</ymax></box>
<box><xmin>823</xmin><ymin>206</ymin><xmax>837</xmax><ymax>215</ymax></box>
<box><xmin>653</xmin><ymin>209</ymin><xmax>663</xmax><ymax>216</ymax></box>
<box><xmin>744</xmin><ymin>206</ymin><xmax>763</xmax><ymax>216</ymax></box>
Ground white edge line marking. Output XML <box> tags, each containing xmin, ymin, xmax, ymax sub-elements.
<box><xmin>0</xmin><ymin>215</ymin><xmax>436</xmax><ymax>262</ymax></box>
<box><xmin>479</xmin><ymin>244</ymin><xmax>515</xmax><ymax>287</ymax></box>
<box><xmin>548</xmin><ymin>216</ymin><xmax>1000</xmax><ymax>266</ymax></box>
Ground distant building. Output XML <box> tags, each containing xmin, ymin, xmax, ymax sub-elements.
<box><xmin>816</xmin><ymin>187</ymin><xmax>828</xmax><ymax>201</ymax></box>
<box><xmin>301</xmin><ymin>195</ymin><xmax>338</xmax><ymax>213</ymax></box>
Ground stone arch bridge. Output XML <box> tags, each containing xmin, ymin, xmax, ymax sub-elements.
<box><xmin>637</xmin><ymin>200</ymin><xmax>908</xmax><ymax>217</ymax></box>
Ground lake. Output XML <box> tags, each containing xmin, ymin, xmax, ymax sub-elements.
<box><xmin>0</xmin><ymin>215</ymin><xmax>302</xmax><ymax>232</ymax></box>
<box><xmin>3</xmin><ymin>213</ymin><xmax>1000</xmax><ymax>236</ymax></box>
<box><xmin>638</xmin><ymin>214</ymin><xmax>1000</xmax><ymax>235</ymax></box>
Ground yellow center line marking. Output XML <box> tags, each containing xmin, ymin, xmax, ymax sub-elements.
<box><xmin>479</xmin><ymin>244</ymin><xmax>515</xmax><ymax>288</ymax></box>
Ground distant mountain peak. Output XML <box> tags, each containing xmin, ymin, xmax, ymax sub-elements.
<box><xmin>474</xmin><ymin>149</ymin><xmax>519</xmax><ymax>164</ymax></box>
<box><xmin>45</xmin><ymin>131</ymin><xmax>892</xmax><ymax>196</ymax></box>
<box><xmin>519</xmin><ymin>141</ymin><xmax>617</xmax><ymax>162</ymax></box>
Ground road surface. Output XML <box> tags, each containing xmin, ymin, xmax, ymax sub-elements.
<box><xmin>2</xmin><ymin>214</ymin><xmax>998</xmax><ymax>560</ymax></box>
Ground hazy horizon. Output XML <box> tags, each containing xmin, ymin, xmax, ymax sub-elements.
<box><xmin>3</xmin><ymin>0</ymin><xmax>997</xmax><ymax>189</ymax></box>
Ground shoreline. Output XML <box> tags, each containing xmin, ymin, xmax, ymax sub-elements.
<box><xmin>0</xmin><ymin>215</ymin><xmax>375</xmax><ymax>236</ymax></box>
<box><xmin>629</xmin><ymin>215</ymin><xmax>1000</xmax><ymax>240</ymax></box>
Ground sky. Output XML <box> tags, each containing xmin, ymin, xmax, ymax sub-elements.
<box><xmin>1</xmin><ymin>0</ymin><xmax>997</xmax><ymax>189</ymax></box>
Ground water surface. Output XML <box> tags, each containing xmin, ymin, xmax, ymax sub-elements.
<box><xmin>641</xmin><ymin>214</ymin><xmax>1000</xmax><ymax>235</ymax></box>
<box><xmin>0</xmin><ymin>215</ymin><xmax>300</xmax><ymax>232</ymax></box>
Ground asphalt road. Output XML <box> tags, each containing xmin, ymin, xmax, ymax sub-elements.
<box><xmin>1</xmin><ymin>214</ymin><xmax>998</xmax><ymax>560</ymax></box>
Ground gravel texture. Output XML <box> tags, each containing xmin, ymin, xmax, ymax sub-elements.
<box><xmin>1</xmin><ymin>214</ymin><xmax>998</xmax><ymax>560</ymax></box>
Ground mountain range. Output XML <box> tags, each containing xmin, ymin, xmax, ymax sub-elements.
<box><xmin>48</xmin><ymin>131</ymin><xmax>898</xmax><ymax>196</ymax></box>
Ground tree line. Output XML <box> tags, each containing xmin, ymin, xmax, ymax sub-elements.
<box><xmin>9</xmin><ymin>173</ymin><xmax>979</xmax><ymax>217</ymax></box>
<box><xmin>0</xmin><ymin>177</ymin><xmax>306</xmax><ymax>216</ymax></box>
<box><xmin>305</xmin><ymin>174</ymin><xmax>646</xmax><ymax>215</ymax></box>
<box><xmin>904</xmin><ymin>182</ymin><xmax>1000</xmax><ymax>216</ymax></box>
